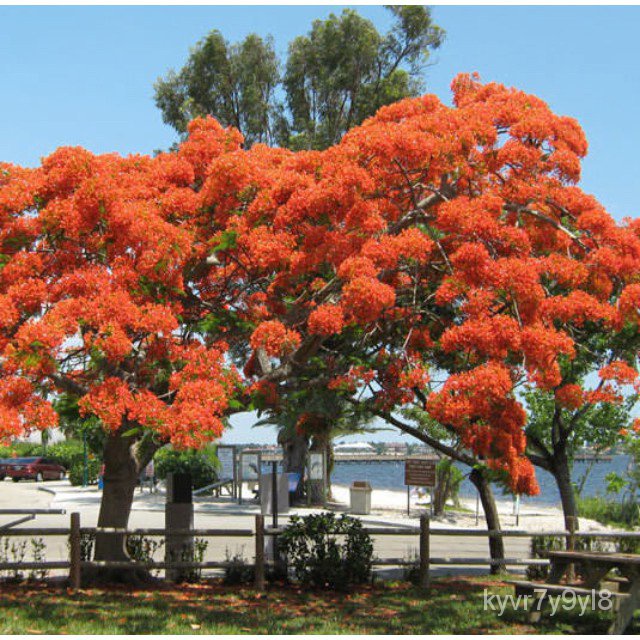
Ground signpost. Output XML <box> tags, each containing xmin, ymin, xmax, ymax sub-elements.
<box><xmin>404</xmin><ymin>456</ymin><xmax>438</xmax><ymax>516</ymax></box>
<box><xmin>238</xmin><ymin>450</ymin><xmax>261</xmax><ymax>505</ymax></box>
<box><xmin>216</xmin><ymin>445</ymin><xmax>237</xmax><ymax>498</ymax></box>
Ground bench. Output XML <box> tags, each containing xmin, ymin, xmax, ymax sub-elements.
<box><xmin>509</xmin><ymin>580</ymin><xmax>629</xmax><ymax>622</ymax></box>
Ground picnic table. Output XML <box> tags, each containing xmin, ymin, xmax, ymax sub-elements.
<box><xmin>545</xmin><ymin>550</ymin><xmax>638</xmax><ymax>634</ymax></box>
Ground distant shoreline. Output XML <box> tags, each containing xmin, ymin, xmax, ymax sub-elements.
<box><xmin>330</xmin><ymin>483</ymin><xmax>616</xmax><ymax>532</ymax></box>
<box><xmin>329</xmin><ymin>454</ymin><xmax>632</xmax><ymax>508</ymax></box>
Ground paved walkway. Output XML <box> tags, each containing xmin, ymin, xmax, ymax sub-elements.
<box><xmin>0</xmin><ymin>479</ymin><xmax>532</xmax><ymax>578</ymax></box>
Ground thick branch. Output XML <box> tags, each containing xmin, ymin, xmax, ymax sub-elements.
<box><xmin>49</xmin><ymin>373</ymin><xmax>87</xmax><ymax>397</ymax></box>
<box><xmin>348</xmin><ymin>398</ymin><xmax>478</xmax><ymax>468</ymax></box>
<box><xmin>506</xmin><ymin>203</ymin><xmax>589</xmax><ymax>251</ymax></box>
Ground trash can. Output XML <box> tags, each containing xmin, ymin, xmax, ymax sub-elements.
<box><xmin>350</xmin><ymin>481</ymin><xmax>372</xmax><ymax>515</ymax></box>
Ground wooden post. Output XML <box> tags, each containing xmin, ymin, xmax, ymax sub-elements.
<box><xmin>254</xmin><ymin>514</ymin><xmax>265</xmax><ymax>591</ymax></box>
<box><xmin>419</xmin><ymin>514</ymin><xmax>430</xmax><ymax>589</ymax></box>
<box><xmin>69</xmin><ymin>512</ymin><xmax>81</xmax><ymax>590</ymax></box>
<box><xmin>566</xmin><ymin>515</ymin><xmax>576</xmax><ymax>582</ymax></box>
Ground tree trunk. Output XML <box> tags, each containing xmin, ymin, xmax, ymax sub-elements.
<box><xmin>88</xmin><ymin>430</ymin><xmax>158</xmax><ymax>583</ymax></box>
<box><xmin>433</xmin><ymin>460</ymin><xmax>452</xmax><ymax>517</ymax></box>
<box><xmin>553</xmin><ymin>449</ymin><xmax>579</xmax><ymax>531</ymax></box>
<box><xmin>470</xmin><ymin>468</ymin><xmax>506</xmax><ymax>574</ymax></box>
<box><xmin>279</xmin><ymin>430</ymin><xmax>308</xmax><ymax>504</ymax></box>
<box><xmin>308</xmin><ymin>432</ymin><xmax>331</xmax><ymax>505</ymax></box>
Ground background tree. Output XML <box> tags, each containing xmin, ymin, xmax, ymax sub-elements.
<box><xmin>284</xmin><ymin>6</ymin><xmax>444</xmax><ymax>150</ymax></box>
<box><xmin>154</xmin><ymin>6</ymin><xmax>444</xmax><ymax>150</ymax></box>
<box><xmin>524</xmin><ymin>369</ymin><xmax>638</xmax><ymax>529</ymax></box>
<box><xmin>154</xmin><ymin>31</ymin><xmax>280</xmax><ymax>146</ymax></box>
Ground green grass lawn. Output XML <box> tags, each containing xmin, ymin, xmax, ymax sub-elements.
<box><xmin>0</xmin><ymin>576</ymin><xmax>627</xmax><ymax>634</ymax></box>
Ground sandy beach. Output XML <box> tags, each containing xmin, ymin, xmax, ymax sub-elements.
<box><xmin>330</xmin><ymin>483</ymin><xmax>613</xmax><ymax>532</ymax></box>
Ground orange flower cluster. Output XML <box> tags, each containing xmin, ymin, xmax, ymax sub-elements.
<box><xmin>307</xmin><ymin>304</ymin><xmax>345</xmax><ymax>336</ymax></box>
<box><xmin>250</xmin><ymin>321</ymin><xmax>301</xmax><ymax>358</ymax></box>
<box><xmin>427</xmin><ymin>362</ymin><xmax>537</xmax><ymax>494</ymax></box>
<box><xmin>554</xmin><ymin>384</ymin><xmax>585</xmax><ymax>410</ymax></box>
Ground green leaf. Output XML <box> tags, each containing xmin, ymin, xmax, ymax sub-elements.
<box><xmin>212</xmin><ymin>230</ymin><xmax>238</xmax><ymax>253</ymax></box>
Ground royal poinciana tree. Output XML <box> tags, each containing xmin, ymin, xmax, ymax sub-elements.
<box><xmin>1</xmin><ymin>74</ymin><xmax>639</xmax><ymax>571</ymax></box>
<box><xmin>0</xmin><ymin>128</ymin><xmax>257</xmax><ymax>566</ymax></box>
<box><xmin>208</xmin><ymin>74</ymin><xmax>640</xmax><ymax>528</ymax></box>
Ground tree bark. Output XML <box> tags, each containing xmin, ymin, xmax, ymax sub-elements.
<box><xmin>470</xmin><ymin>468</ymin><xmax>507</xmax><ymax>574</ymax></box>
<box><xmin>552</xmin><ymin>448</ymin><xmax>579</xmax><ymax>531</ymax></box>
<box><xmin>348</xmin><ymin>402</ymin><xmax>508</xmax><ymax>572</ymax></box>
<box><xmin>309</xmin><ymin>431</ymin><xmax>331</xmax><ymax>505</ymax></box>
<box><xmin>279</xmin><ymin>430</ymin><xmax>308</xmax><ymax>504</ymax></box>
<box><xmin>433</xmin><ymin>461</ymin><xmax>452</xmax><ymax>517</ymax></box>
<box><xmin>88</xmin><ymin>429</ymin><xmax>159</xmax><ymax>583</ymax></box>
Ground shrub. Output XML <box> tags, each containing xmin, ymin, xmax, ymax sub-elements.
<box><xmin>68</xmin><ymin>458</ymin><xmax>101</xmax><ymax>486</ymax></box>
<box><xmin>77</xmin><ymin>532</ymin><xmax>95</xmax><ymax>562</ymax></box>
<box><xmin>0</xmin><ymin>538</ymin><xmax>27</xmax><ymax>581</ymax></box>
<box><xmin>279</xmin><ymin>512</ymin><xmax>373</xmax><ymax>590</ymax></box>
<box><xmin>223</xmin><ymin>547</ymin><xmax>254</xmax><ymax>585</ymax></box>
<box><xmin>155</xmin><ymin>447</ymin><xmax>219</xmax><ymax>490</ymax></box>
<box><xmin>577</xmin><ymin>496</ymin><xmax>640</xmax><ymax>529</ymax></box>
<box><xmin>0</xmin><ymin>442</ymin><xmax>44</xmax><ymax>459</ymax></box>
<box><xmin>47</xmin><ymin>439</ymin><xmax>87</xmax><ymax>470</ymax></box>
<box><xmin>0</xmin><ymin>536</ymin><xmax>50</xmax><ymax>582</ymax></box>
<box><xmin>165</xmin><ymin>538</ymin><xmax>209</xmax><ymax>582</ymax></box>
<box><xmin>126</xmin><ymin>535</ymin><xmax>165</xmax><ymax>577</ymax></box>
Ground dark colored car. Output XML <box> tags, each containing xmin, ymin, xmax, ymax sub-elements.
<box><xmin>2</xmin><ymin>457</ymin><xmax>66</xmax><ymax>482</ymax></box>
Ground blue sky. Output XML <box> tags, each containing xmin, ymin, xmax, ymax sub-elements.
<box><xmin>1</xmin><ymin>5</ymin><xmax>639</xmax><ymax>443</ymax></box>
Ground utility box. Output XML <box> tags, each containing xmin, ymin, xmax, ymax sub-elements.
<box><xmin>166</xmin><ymin>472</ymin><xmax>192</xmax><ymax>503</ymax></box>
<box><xmin>350</xmin><ymin>481</ymin><xmax>372</xmax><ymax>515</ymax></box>
<box><xmin>260</xmin><ymin>473</ymin><xmax>290</xmax><ymax>515</ymax></box>
<box><xmin>165</xmin><ymin>472</ymin><xmax>194</xmax><ymax>582</ymax></box>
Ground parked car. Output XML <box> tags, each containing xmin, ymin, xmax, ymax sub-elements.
<box><xmin>3</xmin><ymin>457</ymin><xmax>66</xmax><ymax>482</ymax></box>
<box><xmin>0</xmin><ymin>459</ymin><xmax>12</xmax><ymax>481</ymax></box>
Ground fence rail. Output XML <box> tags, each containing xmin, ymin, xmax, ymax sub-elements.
<box><xmin>0</xmin><ymin>511</ymin><xmax>638</xmax><ymax>591</ymax></box>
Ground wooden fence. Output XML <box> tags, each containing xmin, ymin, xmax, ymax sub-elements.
<box><xmin>0</xmin><ymin>512</ymin><xmax>638</xmax><ymax>591</ymax></box>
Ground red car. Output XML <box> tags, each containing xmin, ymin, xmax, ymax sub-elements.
<box><xmin>1</xmin><ymin>457</ymin><xmax>66</xmax><ymax>482</ymax></box>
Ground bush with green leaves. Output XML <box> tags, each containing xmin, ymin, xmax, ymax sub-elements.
<box><xmin>125</xmin><ymin>535</ymin><xmax>165</xmax><ymax>577</ymax></box>
<box><xmin>68</xmin><ymin>458</ymin><xmax>101</xmax><ymax>486</ymax></box>
<box><xmin>577</xmin><ymin>496</ymin><xmax>640</xmax><ymax>529</ymax></box>
<box><xmin>46</xmin><ymin>439</ymin><xmax>87</xmax><ymax>470</ymax></box>
<box><xmin>279</xmin><ymin>512</ymin><xmax>373</xmax><ymax>590</ymax></box>
<box><xmin>0</xmin><ymin>537</ymin><xmax>49</xmax><ymax>582</ymax></box>
<box><xmin>165</xmin><ymin>538</ymin><xmax>209</xmax><ymax>582</ymax></box>
<box><xmin>223</xmin><ymin>548</ymin><xmax>254</xmax><ymax>585</ymax></box>
<box><xmin>0</xmin><ymin>442</ymin><xmax>44</xmax><ymax>459</ymax></box>
<box><xmin>155</xmin><ymin>447</ymin><xmax>219</xmax><ymax>490</ymax></box>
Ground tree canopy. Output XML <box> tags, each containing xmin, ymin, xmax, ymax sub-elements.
<box><xmin>154</xmin><ymin>31</ymin><xmax>280</xmax><ymax>146</ymax></box>
<box><xmin>154</xmin><ymin>6</ymin><xmax>444</xmax><ymax>150</ymax></box>
<box><xmin>1</xmin><ymin>74</ymin><xmax>639</xmax><ymax>547</ymax></box>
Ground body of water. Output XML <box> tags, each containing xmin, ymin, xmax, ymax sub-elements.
<box><xmin>330</xmin><ymin>455</ymin><xmax>634</xmax><ymax>506</ymax></box>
